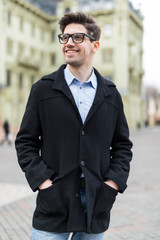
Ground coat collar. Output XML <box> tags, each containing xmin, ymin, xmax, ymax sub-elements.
<box><xmin>84</xmin><ymin>68</ymin><xmax>116</xmax><ymax>125</ymax></box>
<box><xmin>42</xmin><ymin>65</ymin><xmax>75</xmax><ymax>104</ymax></box>
<box><xmin>41</xmin><ymin>64</ymin><xmax>115</xmax><ymax>97</ymax></box>
<box><xmin>41</xmin><ymin>64</ymin><xmax>116</xmax><ymax>125</ymax></box>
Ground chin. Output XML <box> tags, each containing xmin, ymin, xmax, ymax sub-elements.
<box><xmin>66</xmin><ymin>61</ymin><xmax>79</xmax><ymax>67</ymax></box>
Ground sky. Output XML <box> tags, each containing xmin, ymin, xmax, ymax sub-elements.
<box><xmin>131</xmin><ymin>0</ymin><xmax>160</xmax><ymax>90</ymax></box>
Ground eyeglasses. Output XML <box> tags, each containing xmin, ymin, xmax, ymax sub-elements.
<box><xmin>58</xmin><ymin>33</ymin><xmax>95</xmax><ymax>44</ymax></box>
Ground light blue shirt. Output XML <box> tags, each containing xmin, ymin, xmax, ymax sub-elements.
<box><xmin>64</xmin><ymin>66</ymin><xmax>97</xmax><ymax>124</ymax></box>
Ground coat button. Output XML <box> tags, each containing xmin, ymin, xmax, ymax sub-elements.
<box><xmin>81</xmin><ymin>160</ymin><xmax>85</xmax><ymax>166</ymax></box>
<box><xmin>76</xmin><ymin>193</ymin><xmax>80</xmax><ymax>198</ymax></box>
<box><xmin>81</xmin><ymin>130</ymin><xmax>85</xmax><ymax>135</ymax></box>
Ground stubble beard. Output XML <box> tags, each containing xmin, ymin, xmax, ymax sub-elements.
<box><xmin>65</xmin><ymin>56</ymin><xmax>84</xmax><ymax>67</ymax></box>
<box><xmin>66</xmin><ymin>60</ymin><xmax>80</xmax><ymax>67</ymax></box>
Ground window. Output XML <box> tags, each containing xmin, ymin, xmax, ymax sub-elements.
<box><xmin>51</xmin><ymin>54</ymin><xmax>56</xmax><ymax>65</ymax></box>
<box><xmin>7</xmin><ymin>11</ymin><xmax>12</xmax><ymax>26</ymax></box>
<box><xmin>31</xmin><ymin>22</ymin><xmax>35</xmax><ymax>37</ymax></box>
<box><xmin>19</xmin><ymin>73</ymin><xmax>23</xmax><ymax>89</ymax></box>
<box><xmin>30</xmin><ymin>47</ymin><xmax>35</xmax><ymax>58</ymax></box>
<box><xmin>30</xmin><ymin>75</ymin><xmax>35</xmax><ymax>86</ymax></box>
<box><xmin>7</xmin><ymin>38</ymin><xmax>13</xmax><ymax>55</ymax></box>
<box><xmin>6</xmin><ymin>70</ymin><xmax>11</xmax><ymax>87</ymax></box>
<box><xmin>20</xmin><ymin>17</ymin><xmax>24</xmax><ymax>31</ymax></box>
<box><xmin>40</xmin><ymin>28</ymin><xmax>44</xmax><ymax>41</ymax></box>
<box><xmin>102</xmin><ymin>49</ymin><xmax>113</xmax><ymax>63</ymax></box>
<box><xmin>104</xmin><ymin>24</ymin><xmax>112</xmax><ymax>37</ymax></box>
<box><xmin>40</xmin><ymin>51</ymin><xmax>44</xmax><ymax>63</ymax></box>
<box><xmin>18</xmin><ymin>42</ymin><xmax>25</xmax><ymax>57</ymax></box>
<box><xmin>51</xmin><ymin>31</ymin><xmax>55</xmax><ymax>42</ymax></box>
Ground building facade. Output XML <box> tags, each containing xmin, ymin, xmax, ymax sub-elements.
<box><xmin>0</xmin><ymin>0</ymin><xmax>144</xmax><ymax>136</ymax></box>
<box><xmin>0</xmin><ymin>0</ymin><xmax>57</xmax><ymax>136</ymax></box>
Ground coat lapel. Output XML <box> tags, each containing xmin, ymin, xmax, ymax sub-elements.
<box><xmin>46</xmin><ymin>65</ymin><xmax>83</xmax><ymax>124</ymax></box>
<box><xmin>84</xmin><ymin>68</ymin><xmax>115</xmax><ymax>125</ymax></box>
<box><xmin>41</xmin><ymin>65</ymin><xmax>115</xmax><ymax>126</ymax></box>
<box><xmin>51</xmin><ymin>65</ymin><xmax>75</xmax><ymax>104</ymax></box>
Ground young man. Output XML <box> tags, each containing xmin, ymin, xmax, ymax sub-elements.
<box><xmin>15</xmin><ymin>12</ymin><xmax>132</xmax><ymax>240</ymax></box>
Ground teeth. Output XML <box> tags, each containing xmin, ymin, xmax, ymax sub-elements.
<box><xmin>66</xmin><ymin>50</ymin><xmax>76</xmax><ymax>53</ymax></box>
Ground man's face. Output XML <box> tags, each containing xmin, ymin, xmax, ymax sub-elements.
<box><xmin>61</xmin><ymin>23</ymin><xmax>99</xmax><ymax>67</ymax></box>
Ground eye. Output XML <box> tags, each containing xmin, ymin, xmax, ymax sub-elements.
<box><xmin>61</xmin><ymin>34</ymin><xmax>68</xmax><ymax>41</ymax></box>
<box><xmin>73</xmin><ymin>33</ymin><xmax>83</xmax><ymax>41</ymax></box>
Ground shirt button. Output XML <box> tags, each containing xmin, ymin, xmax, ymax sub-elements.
<box><xmin>76</xmin><ymin>193</ymin><xmax>80</xmax><ymax>198</ymax></box>
<box><xmin>81</xmin><ymin>160</ymin><xmax>85</xmax><ymax>166</ymax></box>
<box><xmin>81</xmin><ymin>130</ymin><xmax>85</xmax><ymax>135</ymax></box>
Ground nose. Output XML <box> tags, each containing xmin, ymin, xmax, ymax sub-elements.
<box><xmin>66</xmin><ymin>36</ymin><xmax>75</xmax><ymax>45</ymax></box>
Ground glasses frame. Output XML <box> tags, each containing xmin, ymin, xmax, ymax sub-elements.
<box><xmin>58</xmin><ymin>32</ymin><xmax>95</xmax><ymax>44</ymax></box>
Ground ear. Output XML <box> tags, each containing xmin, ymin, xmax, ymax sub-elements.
<box><xmin>93</xmin><ymin>41</ymin><xmax>100</xmax><ymax>53</ymax></box>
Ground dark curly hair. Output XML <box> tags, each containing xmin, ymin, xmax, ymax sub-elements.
<box><xmin>58</xmin><ymin>12</ymin><xmax>101</xmax><ymax>41</ymax></box>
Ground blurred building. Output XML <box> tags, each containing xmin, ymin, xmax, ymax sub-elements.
<box><xmin>0</xmin><ymin>0</ymin><xmax>57</xmax><ymax>135</ymax></box>
<box><xmin>0</xmin><ymin>0</ymin><xmax>144</xmax><ymax>133</ymax></box>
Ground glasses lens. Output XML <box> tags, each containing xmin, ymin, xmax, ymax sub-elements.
<box><xmin>60</xmin><ymin>34</ymin><xmax>69</xmax><ymax>43</ymax></box>
<box><xmin>72</xmin><ymin>33</ymin><xmax>83</xmax><ymax>43</ymax></box>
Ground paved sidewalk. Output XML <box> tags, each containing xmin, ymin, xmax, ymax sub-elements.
<box><xmin>0</xmin><ymin>183</ymin><xmax>34</xmax><ymax>208</ymax></box>
<box><xmin>0</xmin><ymin>127</ymin><xmax>160</xmax><ymax>239</ymax></box>
<box><xmin>0</xmin><ymin>195</ymin><xmax>35</xmax><ymax>240</ymax></box>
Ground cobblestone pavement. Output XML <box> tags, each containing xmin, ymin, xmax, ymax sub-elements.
<box><xmin>0</xmin><ymin>127</ymin><xmax>160</xmax><ymax>239</ymax></box>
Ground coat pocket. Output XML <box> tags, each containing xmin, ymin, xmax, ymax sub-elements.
<box><xmin>93</xmin><ymin>182</ymin><xmax>118</xmax><ymax>218</ymax></box>
<box><xmin>37</xmin><ymin>181</ymin><xmax>67</xmax><ymax>217</ymax></box>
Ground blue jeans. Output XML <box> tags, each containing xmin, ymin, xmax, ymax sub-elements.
<box><xmin>31</xmin><ymin>190</ymin><xmax>104</xmax><ymax>240</ymax></box>
<box><xmin>31</xmin><ymin>229</ymin><xmax>104</xmax><ymax>240</ymax></box>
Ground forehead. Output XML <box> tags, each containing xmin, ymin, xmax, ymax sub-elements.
<box><xmin>63</xmin><ymin>23</ymin><xmax>87</xmax><ymax>34</ymax></box>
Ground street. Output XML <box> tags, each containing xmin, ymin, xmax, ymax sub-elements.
<box><xmin>0</xmin><ymin>127</ymin><xmax>160</xmax><ymax>239</ymax></box>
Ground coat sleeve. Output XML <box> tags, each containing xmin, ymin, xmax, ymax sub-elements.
<box><xmin>15</xmin><ymin>84</ymin><xmax>55</xmax><ymax>192</ymax></box>
<box><xmin>105</xmin><ymin>91</ymin><xmax>133</xmax><ymax>193</ymax></box>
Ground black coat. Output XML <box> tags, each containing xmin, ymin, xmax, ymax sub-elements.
<box><xmin>15</xmin><ymin>64</ymin><xmax>132</xmax><ymax>234</ymax></box>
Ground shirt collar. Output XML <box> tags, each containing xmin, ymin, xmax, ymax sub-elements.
<box><xmin>64</xmin><ymin>66</ymin><xmax>97</xmax><ymax>89</ymax></box>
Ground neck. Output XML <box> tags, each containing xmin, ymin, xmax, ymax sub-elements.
<box><xmin>67</xmin><ymin>64</ymin><xmax>93</xmax><ymax>83</ymax></box>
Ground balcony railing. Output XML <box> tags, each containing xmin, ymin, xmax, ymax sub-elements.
<box><xmin>17</xmin><ymin>56</ymin><xmax>40</xmax><ymax>70</ymax></box>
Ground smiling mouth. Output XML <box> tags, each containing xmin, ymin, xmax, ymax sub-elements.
<box><xmin>65</xmin><ymin>49</ymin><xmax>79</xmax><ymax>53</ymax></box>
